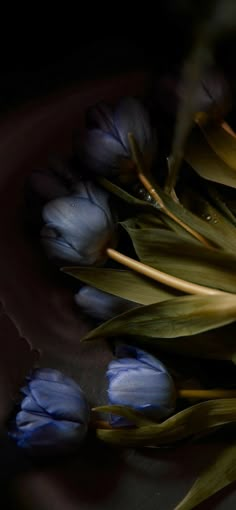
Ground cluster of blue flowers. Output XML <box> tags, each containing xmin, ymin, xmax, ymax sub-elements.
<box><xmin>13</xmin><ymin>96</ymin><xmax>177</xmax><ymax>453</ymax></box>
<box><xmin>10</xmin><ymin>347</ymin><xmax>176</xmax><ymax>452</ymax></box>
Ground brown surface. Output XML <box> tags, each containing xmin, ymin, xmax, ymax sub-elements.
<box><xmin>0</xmin><ymin>71</ymin><xmax>235</xmax><ymax>509</ymax></box>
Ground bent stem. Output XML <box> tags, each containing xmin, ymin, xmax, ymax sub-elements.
<box><xmin>128</xmin><ymin>132</ymin><xmax>213</xmax><ymax>249</ymax></box>
<box><xmin>178</xmin><ymin>389</ymin><xmax>236</xmax><ymax>400</ymax></box>
<box><xmin>106</xmin><ymin>248</ymin><xmax>226</xmax><ymax>296</ymax></box>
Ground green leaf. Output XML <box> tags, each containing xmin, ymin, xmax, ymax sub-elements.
<box><xmin>62</xmin><ymin>267</ymin><xmax>179</xmax><ymax>305</ymax></box>
<box><xmin>179</xmin><ymin>180</ymin><xmax>236</xmax><ymax>232</ymax></box>
<box><xmin>120</xmin><ymin>213</ymin><xmax>168</xmax><ymax>231</ymax></box>
<box><xmin>156</xmin><ymin>183</ymin><xmax>236</xmax><ymax>253</ymax></box>
<box><xmin>185</xmin><ymin>125</ymin><xmax>236</xmax><ymax>189</ymax></box>
<box><xmin>200</xmin><ymin>121</ymin><xmax>236</xmax><ymax>171</ymax></box>
<box><xmin>93</xmin><ymin>405</ymin><xmax>154</xmax><ymax>427</ymax></box>
<box><xmin>96</xmin><ymin>398</ymin><xmax>236</xmax><ymax>447</ymax></box>
<box><xmin>174</xmin><ymin>441</ymin><xmax>236</xmax><ymax>510</ymax></box>
<box><xmin>99</xmin><ymin>177</ymin><xmax>236</xmax><ymax>252</ymax></box>
<box><xmin>122</xmin><ymin>221</ymin><xmax>236</xmax><ymax>293</ymax></box>
<box><xmin>205</xmin><ymin>183</ymin><xmax>236</xmax><ymax>227</ymax></box>
<box><xmin>82</xmin><ymin>294</ymin><xmax>236</xmax><ymax>361</ymax></box>
<box><xmin>97</xmin><ymin>177</ymin><xmax>157</xmax><ymax>211</ymax></box>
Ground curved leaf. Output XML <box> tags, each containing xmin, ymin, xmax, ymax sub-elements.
<box><xmin>122</xmin><ymin>222</ymin><xmax>236</xmax><ymax>293</ymax></box>
<box><xmin>93</xmin><ymin>405</ymin><xmax>154</xmax><ymax>427</ymax></box>
<box><xmin>200</xmin><ymin>121</ymin><xmax>236</xmax><ymax>170</ymax></box>
<box><xmin>96</xmin><ymin>399</ymin><xmax>236</xmax><ymax>447</ymax></box>
<box><xmin>82</xmin><ymin>294</ymin><xmax>236</xmax><ymax>362</ymax></box>
<box><xmin>63</xmin><ymin>267</ymin><xmax>180</xmax><ymax>305</ymax></box>
<box><xmin>174</xmin><ymin>441</ymin><xmax>236</xmax><ymax>510</ymax></box>
<box><xmin>185</xmin><ymin>125</ymin><xmax>236</xmax><ymax>189</ymax></box>
<box><xmin>100</xmin><ymin>178</ymin><xmax>236</xmax><ymax>252</ymax></box>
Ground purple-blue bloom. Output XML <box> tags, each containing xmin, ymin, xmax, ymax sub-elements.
<box><xmin>75</xmin><ymin>285</ymin><xmax>139</xmax><ymax>322</ymax></box>
<box><xmin>107</xmin><ymin>345</ymin><xmax>176</xmax><ymax>426</ymax></box>
<box><xmin>83</xmin><ymin>97</ymin><xmax>157</xmax><ymax>179</ymax></box>
<box><xmin>9</xmin><ymin>368</ymin><xmax>89</xmax><ymax>451</ymax></box>
<box><xmin>41</xmin><ymin>181</ymin><xmax>116</xmax><ymax>265</ymax></box>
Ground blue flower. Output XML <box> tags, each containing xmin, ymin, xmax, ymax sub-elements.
<box><xmin>9</xmin><ymin>368</ymin><xmax>89</xmax><ymax>452</ymax></box>
<box><xmin>107</xmin><ymin>345</ymin><xmax>176</xmax><ymax>426</ymax></box>
<box><xmin>75</xmin><ymin>285</ymin><xmax>139</xmax><ymax>322</ymax></box>
<box><xmin>41</xmin><ymin>181</ymin><xmax>116</xmax><ymax>265</ymax></box>
<box><xmin>83</xmin><ymin>97</ymin><xmax>157</xmax><ymax>179</ymax></box>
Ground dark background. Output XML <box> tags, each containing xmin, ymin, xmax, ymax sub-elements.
<box><xmin>1</xmin><ymin>4</ymin><xmax>236</xmax><ymax>509</ymax></box>
<box><xmin>1</xmin><ymin>1</ymin><xmax>235</xmax><ymax>114</ymax></box>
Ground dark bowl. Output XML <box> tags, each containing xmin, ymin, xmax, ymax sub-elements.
<box><xmin>0</xmin><ymin>70</ymin><xmax>235</xmax><ymax>510</ymax></box>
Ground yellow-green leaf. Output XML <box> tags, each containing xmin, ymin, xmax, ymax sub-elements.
<box><xmin>96</xmin><ymin>399</ymin><xmax>236</xmax><ymax>447</ymax></box>
<box><xmin>200</xmin><ymin>121</ymin><xmax>236</xmax><ymax>170</ymax></box>
<box><xmin>62</xmin><ymin>267</ymin><xmax>179</xmax><ymax>305</ymax></box>
<box><xmin>122</xmin><ymin>222</ymin><xmax>236</xmax><ymax>293</ymax></box>
<box><xmin>174</xmin><ymin>441</ymin><xmax>236</xmax><ymax>510</ymax></box>
<box><xmin>93</xmin><ymin>405</ymin><xmax>154</xmax><ymax>427</ymax></box>
<box><xmin>185</xmin><ymin>125</ymin><xmax>236</xmax><ymax>189</ymax></box>
<box><xmin>82</xmin><ymin>294</ymin><xmax>236</xmax><ymax>347</ymax></box>
<box><xmin>99</xmin><ymin>178</ymin><xmax>236</xmax><ymax>253</ymax></box>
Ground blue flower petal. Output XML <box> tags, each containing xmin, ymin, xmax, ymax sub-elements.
<box><xmin>15</xmin><ymin>420</ymin><xmax>87</xmax><ymax>449</ymax></box>
<box><xmin>16</xmin><ymin>411</ymin><xmax>52</xmax><ymax>431</ymax></box>
<box><xmin>84</xmin><ymin>129</ymin><xmax>128</xmax><ymax>174</ymax></box>
<box><xmin>21</xmin><ymin>393</ymin><xmax>46</xmax><ymax>414</ymax></box>
<box><xmin>114</xmin><ymin>97</ymin><xmax>152</xmax><ymax>152</ymax></box>
<box><xmin>107</xmin><ymin>346</ymin><xmax>176</xmax><ymax>423</ymax></box>
<box><xmin>10</xmin><ymin>368</ymin><xmax>89</xmax><ymax>451</ymax></box>
<box><xmin>32</xmin><ymin>368</ymin><xmax>85</xmax><ymax>394</ymax></box>
<box><xmin>75</xmin><ymin>285</ymin><xmax>138</xmax><ymax>321</ymax></box>
<box><xmin>116</xmin><ymin>345</ymin><xmax>169</xmax><ymax>372</ymax></box>
<box><xmin>29</xmin><ymin>380</ymin><xmax>89</xmax><ymax>423</ymax></box>
<box><xmin>87</xmin><ymin>103</ymin><xmax>117</xmax><ymax>137</ymax></box>
<box><xmin>41</xmin><ymin>226</ymin><xmax>82</xmax><ymax>263</ymax></box>
<box><xmin>42</xmin><ymin>183</ymin><xmax>115</xmax><ymax>265</ymax></box>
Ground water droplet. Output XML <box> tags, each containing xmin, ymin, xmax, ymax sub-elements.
<box><xmin>205</xmin><ymin>215</ymin><xmax>212</xmax><ymax>221</ymax></box>
<box><xmin>213</xmin><ymin>219</ymin><xmax>218</xmax><ymax>224</ymax></box>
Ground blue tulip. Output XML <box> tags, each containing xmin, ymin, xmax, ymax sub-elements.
<box><xmin>75</xmin><ymin>285</ymin><xmax>139</xmax><ymax>322</ymax></box>
<box><xmin>9</xmin><ymin>368</ymin><xmax>89</xmax><ymax>451</ymax></box>
<box><xmin>83</xmin><ymin>97</ymin><xmax>157</xmax><ymax>179</ymax></box>
<box><xmin>107</xmin><ymin>345</ymin><xmax>176</xmax><ymax>426</ymax></box>
<box><xmin>41</xmin><ymin>181</ymin><xmax>116</xmax><ymax>265</ymax></box>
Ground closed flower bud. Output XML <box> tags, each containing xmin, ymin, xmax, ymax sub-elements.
<box><xmin>9</xmin><ymin>368</ymin><xmax>89</xmax><ymax>452</ymax></box>
<box><xmin>75</xmin><ymin>285</ymin><xmax>139</xmax><ymax>322</ymax></box>
<box><xmin>41</xmin><ymin>181</ymin><xmax>116</xmax><ymax>265</ymax></box>
<box><xmin>83</xmin><ymin>97</ymin><xmax>157</xmax><ymax>180</ymax></box>
<box><xmin>155</xmin><ymin>67</ymin><xmax>231</xmax><ymax>121</ymax></box>
<box><xmin>107</xmin><ymin>345</ymin><xmax>176</xmax><ymax>426</ymax></box>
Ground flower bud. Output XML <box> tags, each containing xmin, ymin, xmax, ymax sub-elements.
<box><xmin>83</xmin><ymin>97</ymin><xmax>157</xmax><ymax>180</ymax></box>
<box><xmin>107</xmin><ymin>345</ymin><xmax>176</xmax><ymax>426</ymax></box>
<box><xmin>41</xmin><ymin>181</ymin><xmax>116</xmax><ymax>265</ymax></box>
<box><xmin>9</xmin><ymin>368</ymin><xmax>89</xmax><ymax>452</ymax></box>
<box><xmin>75</xmin><ymin>285</ymin><xmax>139</xmax><ymax>322</ymax></box>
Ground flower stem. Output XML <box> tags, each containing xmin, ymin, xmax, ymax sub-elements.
<box><xmin>128</xmin><ymin>132</ymin><xmax>213</xmax><ymax>250</ymax></box>
<box><xmin>178</xmin><ymin>389</ymin><xmax>236</xmax><ymax>400</ymax></box>
<box><xmin>106</xmin><ymin>248</ymin><xmax>226</xmax><ymax>296</ymax></box>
